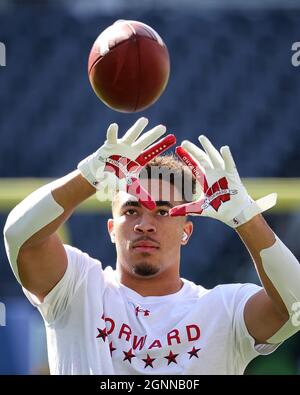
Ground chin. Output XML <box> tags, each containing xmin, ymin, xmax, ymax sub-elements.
<box><xmin>132</xmin><ymin>261</ymin><xmax>160</xmax><ymax>277</ymax></box>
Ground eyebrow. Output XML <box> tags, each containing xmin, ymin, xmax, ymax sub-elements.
<box><xmin>156</xmin><ymin>201</ymin><xmax>174</xmax><ymax>208</ymax></box>
<box><xmin>121</xmin><ymin>201</ymin><xmax>141</xmax><ymax>209</ymax></box>
<box><xmin>121</xmin><ymin>200</ymin><xmax>174</xmax><ymax>210</ymax></box>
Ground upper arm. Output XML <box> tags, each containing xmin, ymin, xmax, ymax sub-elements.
<box><xmin>244</xmin><ymin>289</ymin><xmax>289</xmax><ymax>344</ymax></box>
<box><xmin>17</xmin><ymin>233</ymin><xmax>68</xmax><ymax>301</ymax></box>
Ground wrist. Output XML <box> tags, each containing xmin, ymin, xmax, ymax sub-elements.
<box><xmin>77</xmin><ymin>154</ymin><xmax>104</xmax><ymax>188</ymax></box>
<box><xmin>52</xmin><ymin>170</ymin><xmax>96</xmax><ymax>210</ymax></box>
<box><xmin>226</xmin><ymin>193</ymin><xmax>277</xmax><ymax>229</ymax></box>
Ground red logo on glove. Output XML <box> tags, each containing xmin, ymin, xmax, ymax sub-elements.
<box><xmin>201</xmin><ymin>177</ymin><xmax>235</xmax><ymax>212</ymax></box>
<box><xmin>102</xmin><ymin>134</ymin><xmax>176</xmax><ymax>210</ymax></box>
<box><xmin>169</xmin><ymin>147</ymin><xmax>237</xmax><ymax>216</ymax></box>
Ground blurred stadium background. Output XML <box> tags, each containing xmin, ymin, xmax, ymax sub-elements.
<box><xmin>0</xmin><ymin>0</ymin><xmax>300</xmax><ymax>375</ymax></box>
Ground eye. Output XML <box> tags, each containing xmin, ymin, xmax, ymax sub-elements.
<box><xmin>125</xmin><ymin>209</ymin><xmax>138</xmax><ymax>216</ymax></box>
<box><xmin>158</xmin><ymin>209</ymin><xmax>169</xmax><ymax>216</ymax></box>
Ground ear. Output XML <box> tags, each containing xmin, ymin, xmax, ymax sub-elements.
<box><xmin>181</xmin><ymin>220</ymin><xmax>193</xmax><ymax>245</ymax></box>
<box><xmin>107</xmin><ymin>218</ymin><xmax>115</xmax><ymax>244</ymax></box>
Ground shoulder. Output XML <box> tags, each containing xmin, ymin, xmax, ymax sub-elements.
<box><xmin>183</xmin><ymin>279</ymin><xmax>258</xmax><ymax>296</ymax></box>
<box><xmin>211</xmin><ymin>283</ymin><xmax>263</xmax><ymax>316</ymax></box>
<box><xmin>181</xmin><ymin>277</ymin><xmax>209</xmax><ymax>298</ymax></box>
<box><xmin>63</xmin><ymin>244</ymin><xmax>99</xmax><ymax>261</ymax></box>
<box><xmin>62</xmin><ymin>244</ymin><xmax>109</xmax><ymax>291</ymax></box>
<box><xmin>63</xmin><ymin>244</ymin><xmax>103</xmax><ymax>270</ymax></box>
<box><xmin>184</xmin><ymin>281</ymin><xmax>262</xmax><ymax>310</ymax></box>
<box><xmin>213</xmin><ymin>282</ymin><xmax>262</xmax><ymax>297</ymax></box>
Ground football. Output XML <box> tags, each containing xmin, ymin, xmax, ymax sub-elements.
<box><xmin>88</xmin><ymin>20</ymin><xmax>170</xmax><ymax>113</ymax></box>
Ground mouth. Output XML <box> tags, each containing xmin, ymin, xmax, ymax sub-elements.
<box><xmin>132</xmin><ymin>239</ymin><xmax>160</xmax><ymax>253</ymax></box>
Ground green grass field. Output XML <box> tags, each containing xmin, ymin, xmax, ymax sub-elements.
<box><xmin>1</xmin><ymin>178</ymin><xmax>300</xmax><ymax>212</ymax></box>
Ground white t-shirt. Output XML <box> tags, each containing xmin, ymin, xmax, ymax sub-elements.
<box><xmin>23</xmin><ymin>244</ymin><xmax>279</xmax><ymax>375</ymax></box>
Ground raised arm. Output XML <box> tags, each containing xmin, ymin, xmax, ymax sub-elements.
<box><xmin>3</xmin><ymin>118</ymin><xmax>174</xmax><ymax>300</ymax></box>
<box><xmin>237</xmin><ymin>215</ymin><xmax>300</xmax><ymax>344</ymax></box>
<box><xmin>170</xmin><ymin>135</ymin><xmax>300</xmax><ymax>345</ymax></box>
<box><xmin>4</xmin><ymin>171</ymin><xmax>96</xmax><ymax>300</ymax></box>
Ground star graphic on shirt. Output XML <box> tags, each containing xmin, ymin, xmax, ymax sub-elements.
<box><xmin>188</xmin><ymin>346</ymin><xmax>201</xmax><ymax>359</ymax></box>
<box><xmin>164</xmin><ymin>350</ymin><xmax>179</xmax><ymax>365</ymax></box>
<box><xmin>142</xmin><ymin>354</ymin><xmax>156</xmax><ymax>368</ymax></box>
<box><xmin>123</xmin><ymin>348</ymin><xmax>136</xmax><ymax>363</ymax></box>
<box><xmin>109</xmin><ymin>341</ymin><xmax>116</xmax><ymax>356</ymax></box>
<box><xmin>96</xmin><ymin>327</ymin><xmax>107</xmax><ymax>342</ymax></box>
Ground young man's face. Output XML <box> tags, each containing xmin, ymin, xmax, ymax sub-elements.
<box><xmin>108</xmin><ymin>178</ymin><xmax>193</xmax><ymax>279</ymax></box>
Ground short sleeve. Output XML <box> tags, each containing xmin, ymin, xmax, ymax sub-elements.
<box><xmin>232</xmin><ymin>283</ymin><xmax>281</xmax><ymax>365</ymax></box>
<box><xmin>23</xmin><ymin>244</ymin><xmax>104</xmax><ymax>324</ymax></box>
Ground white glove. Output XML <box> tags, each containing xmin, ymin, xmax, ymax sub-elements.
<box><xmin>78</xmin><ymin>117</ymin><xmax>176</xmax><ymax>209</ymax></box>
<box><xmin>169</xmin><ymin>135</ymin><xmax>277</xmax><ymax>228</ymax></box>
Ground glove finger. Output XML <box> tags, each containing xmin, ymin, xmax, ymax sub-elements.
<box><xmin>121</xmin><ymin>117</ymin><xmax>149</xmax><ymax>144</ymax></box>
<box><xmin>181</xmin><ymin>140</ymin><xmax>213</xmax><ymax>170</ymax></box>
<box><xmin>127</xmin><ymin>178</ymin><xmax>156</xmax><ymax>210</ymax></box>
<box><xmin>133</xmin><ymin>125</ymin><xmax>167</xmax><ymax>151</ymax></box>
<box><xmin>175</xmin><ymin>146</ymin><xmax>206</xmax><ymax>190</ymax></box>
<box><xmin>220</xmin><ymin>145</ymin><xmax>236</xmax><ymax>173</ymax></box>
<box><xmin>135</xmin><ymin>134</ymin><xmax>176</xmax><ymax>166</ymax></box>
<box><xmin>169</xmin><ymin>200</ymin><xmax>205</xmax><ymax>216</ymax></box>
<box><xmin>106</xmin><ymin>123</ymin><xmax>118</xmax><ymax>144</ymax></box>
<box><xmin>198</xmin><ymin>135</ymin><xmax>224</xmax><ymax>170</ymax></box>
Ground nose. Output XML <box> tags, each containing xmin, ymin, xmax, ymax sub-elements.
<box><xmin>134</xmin><ymin>213</ymin><xmax>156</xmax><ymax>234</ymax></box>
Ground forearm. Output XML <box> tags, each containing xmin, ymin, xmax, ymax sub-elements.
<box><xmin>236</xmin><ymin>214</ymin><xmax>300</xmax><ymax>343</ymax></box>
<box><xmin>236</xmin><ymin>214</ymin><xmax>275</xmax><ymax>253</ymax></box>
<box><xmin>51</xmin><ymin>169</ymin><xmax>96</xmax><ymax>211</ymax></box>
<box><xmin>4</xmin><ymin>169</ymin><xmax>96</xmax><ymax>254</ymax></box>
<box><xmin>236</xmin><ymin>214</ymin><xmax>288</xmax><ymax>316</ymax></box>
<box><xmin>3</xmin><ymin>169</ymin><xmax>97</xmax><ymax>282</ymax></box>
<box><xmin>20</xmin><ymin>170</ymin><xmax>96</xmax><ymax>249</ymax></box>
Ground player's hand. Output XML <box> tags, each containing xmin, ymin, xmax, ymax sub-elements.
<box><xmin>77</xmin><ymin>117</ymin><xmax>176</xmax><ymax>209</ymax></box>
<box><xmin>169</xmin><ymin>135</ymin><xmax>277</xmax><ymax>228</ymax></box>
